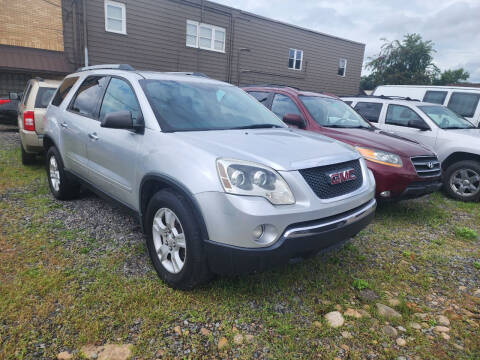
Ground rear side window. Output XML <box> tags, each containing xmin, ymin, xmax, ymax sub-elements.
<box><xmin>22</xmin><ymin>82</ymin><xmax>33</xmax><ymax>106</ymax></box>
<box><xmin>271</xmin><ymin>94</ymin><xmax>302</xmax><ymax>119</ymax></box>
<box><xmin>354</xmin><ymin>102</ymin><xmax>382</xmax><ymax>123</ymax></box>
<box><xmin>343</xmin><ymin>101</ymin><xmax>352</xmax><ymax>106</ymax></box>
<box><xmin>447</xmin><ymin>92</ymin><xmax>480</xmax><ymax>118</ymax></box>
<box><xmin>51</xmin><ymin>76</ymin><xmax>79</xmax><ymax>106</ymax></box>
<box><xmin>99</xmin><ymin>78</ymin><xmax>142</xmax><ymax>124</ymax></box>
<box><xmin>69</xmin><ymin>76</ymin><xmax>109</xmax><ymax>118</ymax></box>
<box><xmin>423</xmin><ymin>90</ymin><xmax>447</xmax><ymax>104</ymax></box>
<box><xmin>34</xmin><ymin>87</ymin><xmax>57</xmax><ymax>108</ymax></box>
<box><xmin>385</xmin><ymin>104</ymin><xmax>423</xmax><ymax>127</ymax></box>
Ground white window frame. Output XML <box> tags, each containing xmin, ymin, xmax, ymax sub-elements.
<box><xmin>186</xmin><ymin>20</ymin><xmax>226</xmax><ymax>53</ymax></box>
<box><xmin>105</xmin><ymin>0</ymin><xmax>126</xmax><ymax>35</ymax></box>
<box><xmin>338</xmin><ymin>58</ymin><xmax>347</xmax><ymax>77</ymax></box>
<box><xmin>288</xmin><ymin>49</ymin><xmax>303</xmax><ymax>71</ymax></box>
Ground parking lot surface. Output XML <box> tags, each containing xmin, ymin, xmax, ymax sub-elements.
<box><xmin>0</xmin><ymin>127</ymin><xmax>479</xmax><ymax>359</ymax></box>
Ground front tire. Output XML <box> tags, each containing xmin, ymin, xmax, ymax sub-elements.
<box><xmin>444</xmin><ymin>160</ymin><xmax>480</xmax><ymax>202</ymax></box>
<box><xmin>46</xmin><ymin>147</ymin><xmax>80</xmax><ymax>200</ymax></box>
<box><xmin>145</xmin><ymin>189</ymin><xmax>212</xmax><ymax>290</ymax></box>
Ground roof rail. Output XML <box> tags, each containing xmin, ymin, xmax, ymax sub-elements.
<box><xmin>244</xmin><ymin>83</ymin><xmax>301</xmax><ymax>91</ymax></box>
<box><xmin>164</xmin><ymin>72</ymin><xmax>209</xmax><ymax>78</ymax></box>
<box><xmin>345</xmin><ymin>94</ymin><xmax>421</xmax><ymax>102</ymax></box>
<box><xmin>75</xmin><ymin>64</ymin><xmax>135</xmax><ymax>72</ymax></box>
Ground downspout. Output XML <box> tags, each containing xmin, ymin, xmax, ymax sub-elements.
<box><xmin>82</xmin><ymin>0</ymin><xmax>89</xmax><ymax>66</ymax></box>
<box><xmin>71</xmin><ymin>0</ymin><xmax>78</xmax><ymax>67</ymax></box>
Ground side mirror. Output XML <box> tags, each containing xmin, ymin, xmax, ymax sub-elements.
<box><xmin>101</xmin><ymin>111</ymin><xmax>143</xmax><ymax>131</ymax></box>
<box><xmin>9</xmin><ymin>92</ymin><xmax>19</xmax><ymax>100</ymax></box>
<box><xmin>282</xmin><ymin>113</ymin><xmax>305</xmax><ymax>129</ymax></box>
<box><xmin>408</xmin><ymin>118</ymin><xmax>430</xmax><ymax>131</ymax></box>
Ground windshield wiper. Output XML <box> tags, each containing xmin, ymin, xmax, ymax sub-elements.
<box><xmin>323</xmin><ymin>124</ymin><xmax>370</xmax><ymax>129</ymax></box>
<box><xmin>443</xmin><ymin>126</ymin><xmax>474</xmax><ymax>130</ymax></box>
<box><xmin>230</xmin><ymin>124</ymin><xmax>283</xmax><ymax>130</ymax></box>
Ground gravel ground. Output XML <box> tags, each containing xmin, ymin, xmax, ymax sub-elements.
<box><xmin>1</xmin><ymin>128</ymin><xmax>479</xmax><ymax>359</ymax></box>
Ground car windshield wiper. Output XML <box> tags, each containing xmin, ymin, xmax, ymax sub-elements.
<box><xmin>230</xmin><ymin>124</ymin><xmax>283</xmax><ymax>130</ymax></box>
<box><xmin>443</xmin><ymin>126</ymin><xmax>474</xmax><ymax>130</ymax></box>
<box><xmin>323</xmin><ymin>124</ymin><xmax>370</xmax><ymax>129</ymax></box>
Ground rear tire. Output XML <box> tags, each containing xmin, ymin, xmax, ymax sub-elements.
<box><xmin>46</xmin><ymin>147</ymin><xmax>80</xmax><ymax>200</ymax></box>
<box><xmin>21</xmin><ymin>145</ymin><xmax>36</xmax><ymax>165</ymax></box>
<box><xmin>443</xmin><ymin>160</ymin><xmax>480</xmax><ymax>202</ymax></box>
<box><xmin>145</xmin><ymin>189</ymin><xmax>212</xmax><ymax>290</ymax></box>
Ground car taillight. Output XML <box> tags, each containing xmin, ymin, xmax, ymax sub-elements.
<box><xmin>23</xmin><ymin>111</ymin><xmax>35</xmax><ymax>131</ymax></box>
<box><xmin>0</xmin><ymin>99</ymin><xmax>10</xmax><ymax>105</ymax></box>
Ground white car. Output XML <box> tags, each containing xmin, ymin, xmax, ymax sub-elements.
<box><xmin>343</xmin><ymin>96</ymin><xmax>480</xmax><ymax>202</ymax></box>
<box><xmin>371</xmin><ymin>85</ymin><xmax>480</xmax><ymax>127</ymax></box>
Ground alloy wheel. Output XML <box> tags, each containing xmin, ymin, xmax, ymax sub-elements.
<box><xmin>450</xmin><ymin>168</ymin><xmax>480</xmax><ymax>197</ymax></box>
<box><xmin>152</xmin><ymin>208</ymin><xmax>186</xmax><ymax>274</ymax></box>
<box><xmin>49</xmin><ymin>156</ymin><xmax>61</xmax><ymax>192</ymax></box>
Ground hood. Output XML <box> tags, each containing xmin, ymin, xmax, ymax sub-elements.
<box><xmin>172</xmin><ymin>128</ymin><xmax>360</xmax><ymax>171</ymax></box>
<box><xmin>318</xmin><ymin>127</ymin><xmax>435</xmax><ymax>157</ymax></box>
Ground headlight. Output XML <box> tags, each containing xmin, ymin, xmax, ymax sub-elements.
<box><xmin>355</xmin><ymin>147</ymin><xmax>403</xmax><ymax>168</ymax></box>
<box><xmin>216</xmin><ymin>159</ymin><xmax>295</xmax><ymax>205</ymax></box>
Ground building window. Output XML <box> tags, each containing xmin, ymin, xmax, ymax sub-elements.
<box><xmin>105</xmin><ymin>0</ymin><xmax>126</xmax><ymax>34</ymax></box>
<box><xmin>186</xmin><ymin>20</ymin><xmax>225</xmax><ymax>53</ymax></box>
<box><xmin>288</xmin><ymin>49</ymin><xmax>303</xmax><ymax>70</ymax></box>
<box><xmin>338</xmin><ymin>59</ymin><xmax>347</xmax><ymax>76</ymax></box>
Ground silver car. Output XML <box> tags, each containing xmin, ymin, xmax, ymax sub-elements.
<box><xmin>44</xmin><ymin>65</ymin><xmax>376</xmax><ymax>289</ymax></box>
<box><xmin>344</xmin><ymin>96</ymin><xmax>480</xmax><ymax>202</ymax></box>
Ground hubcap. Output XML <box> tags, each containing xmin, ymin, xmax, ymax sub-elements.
<box><xmin>49</xmin><ymin>156</ymin><xmax>61</xmax><ymax>192</ymax></box>
<box><xmin>152</xmin><ymin>208</ymin><xmax>186</xmax><ymax>274</ymax></box>
<box><xmin>450</xmin><ymin>168</ymin><xmax>480</xmax><ymax>197</ymax></box>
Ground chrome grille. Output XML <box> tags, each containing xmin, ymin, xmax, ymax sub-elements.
<box><xmin>411</xmin><ymin>156</ymin><xmax>441</xmax><ymax>178</ymax></box>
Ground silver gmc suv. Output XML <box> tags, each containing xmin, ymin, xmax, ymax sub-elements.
<box><xmin>44</xmin><ymin>65</ymin><xmax>376</xmax><ymax>289</ymax></box>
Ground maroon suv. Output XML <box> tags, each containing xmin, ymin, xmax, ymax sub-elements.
<box><xmin>243</xmin><ymin>86</ymin><xmax>442</xmax><ymax>200</ymax></box>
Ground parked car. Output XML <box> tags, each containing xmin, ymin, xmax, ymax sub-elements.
<box><xmin>343</xmin><ymin>96</ymin><xmax>480</xmax><ymax>202</ymax></box>
<box><xmin>43</xmin><ymin>64</ymin><xmax>376</xmax><ymax>289</ymax></box>
<box><xmin>14</xmin><ymin>78</ymin><xmax>60</xmax><ymax>164</ymax></box>
<box><xmin>0</xmin><ymin>95</ymin><xmax>20</xmax><ymax>125</ymax></box>
<box><xmin>243</xmin><ymin>86</ymin><xmax>442</xmax><ymax>201</ymax></box>
<box><xmin>372</xmin><ymin>85</ymin><xmax>480</xmax><ymax>127</ymax></box>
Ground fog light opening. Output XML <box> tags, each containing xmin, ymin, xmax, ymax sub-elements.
<box><xmin>380</xmin><ymin>191</ymin><xmax>391</xmax><ymax>198</ymax></box>
<box><xmin>253</xmin><ymin>225</ymin><xmax>265</xmax><ymax>240</ymax></box>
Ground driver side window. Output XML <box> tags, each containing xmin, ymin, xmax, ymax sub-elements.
<box><xmin>271</xmin><ymin>94</ymin><xmax>302</xmax><ymax>120</ymax></box>
<box><xmin>386</xmin><ymin>104</ymin><xmax>424</xmax><ymax>128</ymax></box>
<box><xmin>99</xmin><ymin>78</ymin><xmax>142</xmax><ymax>125</ymax></box>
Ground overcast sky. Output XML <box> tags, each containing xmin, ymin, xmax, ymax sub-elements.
<box><xmin>214</xmin><ymin>0</ymin><xmax>480</xmax><ymax>82</ymax></box>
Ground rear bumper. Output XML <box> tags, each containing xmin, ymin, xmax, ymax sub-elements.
<box><xmin>205</xmin><ymin>199</ymin><xmax>376</xmax><ymax>275</ymax></box>
<box><xmin>20</xmin><ymin>129</ymin><xmax>43</xmax><ymax>153</ymax></box>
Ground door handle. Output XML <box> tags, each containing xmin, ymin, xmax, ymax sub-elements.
<box><xmin>61</xmin><ymin>122</ymin><xmax>68</xmax><ymax>128</ymax></box>
<box><xmin>88</xmin><ymin>132</ymin><xmax>99</xmax><ymax>141</ymax></box>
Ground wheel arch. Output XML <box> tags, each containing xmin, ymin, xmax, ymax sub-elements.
<box><xmin>42</xmin><ymin>135</ymin><xmax>57</xmax><ymax>152</ymax></box>
<box><xmin>442</xmin><ymin>152</ymin><xmax>480</xmax><ymax>170</ymax></box>
<box><xmin>139</xmin><ymin>174</ymin><xmax>209</xmax><ymax>240</ymax></box>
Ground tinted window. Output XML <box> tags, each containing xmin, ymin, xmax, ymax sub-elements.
<box><xmin>354</xmin><ymin>102</ymin><xmax>383</xmax><ymax>123</ymax></box>
<box><xmin>51</xmin><ymin>77</ymin><xmax>79</xmax><ymax>107</ymax></box>
<box><xmin>447</xmin><ymin>92</ymin><xmax>480</xmax><ymax>118</ymax></box>
<box><xmin>271</xmin><ymin>94</ymin><xmax>302</xmax><ymax>119</ymax></box>
<box><xmin>344</xmin><ymin>101</ymin><xmax>352</xmax><ymax>106</ymax></box>
<box><xmin>99</xmin><ymin>78</ymin><xmax>142</xmax><ymax>124</ymax></box>
<box><xmin>423</xmin><ymin>90</ymin><xmax>447</xmax><ymax>104</ymax></box>
<box><xmin>69</xmin><ymin>76</ymin><xmax>108</xmax><ymax>117</ymax></box>
<box><xmin>141</xmin><ymin>80</ymin><xmax>284</xmax><ymax>132</ymax></box>
<box><xmin>247</xmin><ymin>91</ymin><xmax>270</xmax><ymax>105</ymax></box>
<box><xmin>34</xmin><ymin>87</ymin><xmax>57</xmax><ymax>108</ymax></box>
<box><xmin>386</xmin><ymin>104</ymin><xmax>424</xmax><ymax>127</ymax></box>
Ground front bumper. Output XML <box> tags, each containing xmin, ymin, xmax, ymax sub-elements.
<box><xmin>398</xmin><ymin>180</ymin><xmax>443</xmax><ymax>200</ymax></box>
<box><xmin>204</xmin><ymin>199</ymin><xmax>376</xmax><ymax>275</ymax></box>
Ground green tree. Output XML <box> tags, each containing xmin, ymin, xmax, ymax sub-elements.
<box><xmin>433</xmin><ymin>68</ymin><xmax>470</xmax><ymax>85</ymax></box>
<box><xmin>361</xmin><ymin>33</ymin><xmax>470</xmax><ymax>91</ymax></box>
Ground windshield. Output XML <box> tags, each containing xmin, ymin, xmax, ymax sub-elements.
<box><xmin>418</xmin><ymin>105</ymin><xmax>475</xmax><ymax>129</ymax></box>
<box><xmin>140</xmin><ymin>80</ymin><xmax>285</xmax><ymax>131</ymax></box>
<box><xmin>299</xmin><ymin>96</ymin><xmax>372</xmax><ymax>129</ymax></box>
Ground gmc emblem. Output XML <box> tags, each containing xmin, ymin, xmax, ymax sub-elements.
<box><xmin>329</xmin><ymin>169</ymin><xmax>356</xmax><ymax>185</ymax></box>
